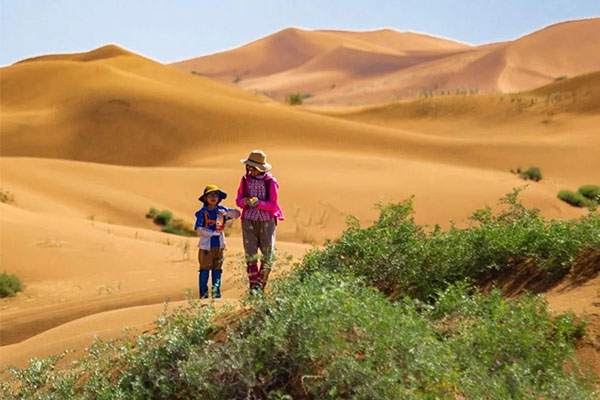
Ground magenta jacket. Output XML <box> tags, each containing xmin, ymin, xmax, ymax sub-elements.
<box><xmin>236</xmin><ymin>173</ymin><xmax>285</xmax><ymax>221</ymax></box>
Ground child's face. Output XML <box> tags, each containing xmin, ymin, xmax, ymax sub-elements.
<box><xmin>206</xmin><ymin>192</ymin><xmax>219</xmax><ymax>206</ymax></box>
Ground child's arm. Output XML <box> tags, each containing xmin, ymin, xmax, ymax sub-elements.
<box><xmin>220</xmin><ymin>207</ymin><xmax>241</xmax><ymax>219</ymax></box>
<box><xmin>236</xmin><ymin>177</ymin><xmax>248</xmax><ymax>209</ymax></box>
<box><xmin>256</xmin><ymin>179</ymin><xmax>279</xmax><ymax>212</ymax></box>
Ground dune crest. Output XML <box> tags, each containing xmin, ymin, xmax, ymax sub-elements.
<box><xmin>172</xmin><ymin>18</ymin><xmax>600</xmax><ymax>105</ymax></box>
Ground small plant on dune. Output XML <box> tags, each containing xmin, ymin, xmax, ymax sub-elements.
<box><xmin>146</xmin><ymin>208</ymin><xmax>196</xmax><ymax>237</ymax></box>
<box><xmin>578</xmin><ymin>185</ymin><xmax>600</xmax><ymax>204</ymax></box>
<box><xmin>232</xmin><ymin>76</ymin><xmax>241</xmax><ymax>84</ymax></box>
<box><xmin>0</xmin><ymin>272</ymin><xmax>23</xmax><ymax>298</ymax></box>
<box><xmin>153</xmin><ymin>209</ymin><xmax>173</xmax><ymax>226</ymax></box>
<box><xmin>555</xmin><ymin>75</ymin><xmax>567</xmax><ymax>81</ymax></box>
<box><xmin>286</xmin><ymin>93</ymin><xmax>312</xmax><ymax>105</ymax></box>
<box><xmin>0</xmin><ymin>188</ymin><xmax>15</xmax><ymax>204</ymax></box>
<box><xmin>145</xmin><ymin>207</ymin><xmax>158</xmax><ymax>219</ymax></box>
<box><xmin>522</xmin><ymin>166</ymin><xmax>542</xmax><ymax>181</ymax></box>
<box><xmin>162</xmin><ymin>219</ymin><xmax>196</xmax><ymax>237</ymax></box>
<box><xmin>511</xmin><ymin>166</ymin><xmax>542</xmax><ymax>181</ymax></box>
<box><xmin>558</xmin><ymin>190</ymin><xmax>593</xmax><ymax>208</ymax></box>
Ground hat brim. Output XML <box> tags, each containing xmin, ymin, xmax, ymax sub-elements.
<box><xmin>240</xmin><ymin>159</ymin><xmax>272</xmax><ymax>172</ymax></box>
<box><xmin>199</xmin><ymin>190</ymin><xmax>227</xmax><ymax>203</ymax></box>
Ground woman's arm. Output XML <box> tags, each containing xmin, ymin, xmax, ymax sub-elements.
<box><xmin>236</xmin><ymin>177</ymin><xmax>248</xmax><ymax>209</ymax></box>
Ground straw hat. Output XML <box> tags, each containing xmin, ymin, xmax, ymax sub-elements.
<box><xmin>240</xmin><ymin>150</ymin><xmax>272</xmax><ymax>172</ymax></box>
<box><xmin>198</xmin><ymin>184</ymin><xmax>227</xmax><ymax>203</ymax></box>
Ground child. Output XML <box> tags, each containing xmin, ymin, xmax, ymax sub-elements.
<box><xmin>236</xmin><ymin>150</ymin><xmax>284</xmax><ymax>291</ymax></box>
<box><xmin>194</xmin><ymin>185</ymin><xmax>240</xmax><ymax>299</ymax></box>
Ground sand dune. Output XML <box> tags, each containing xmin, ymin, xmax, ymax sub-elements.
<box><xmin>171</xmin><ymin>18</ymin><xmax>600</xmax><ymax>105</ymax></box>
<box><xmin>2</xmin><ymin>42</ymin><xmax>599</xmax><ymax>373</ymax></box>
<box><xmin>170</xmin><ymin>27</ymin><xmax>468</xmax><ymax>82</ymax></box>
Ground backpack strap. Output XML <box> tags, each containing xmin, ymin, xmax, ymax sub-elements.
<box><xmin>204</xmin><ymin>211</ymin><xmax>209</xmax><ymax>228</ymax></box>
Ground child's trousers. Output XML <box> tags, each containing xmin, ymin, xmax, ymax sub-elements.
<box><xmin>241</xmin><ymin>219</ymin><xmax>276</xmax><ymax>290</ymax></box>
<box><xmin>198</xmin><ymin>247</ymin><xmax>224</xmax><ymax>298</ymax></box>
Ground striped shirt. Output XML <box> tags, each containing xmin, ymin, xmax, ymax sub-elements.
<box><xmin>244</xmin><ymin>176</ymin><xmax>273</xmax><ymax>221</ymax></box>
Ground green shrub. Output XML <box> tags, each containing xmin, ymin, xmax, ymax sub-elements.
<box><xmin>4</xmin><ymin>277</ymin><xmax>594</xmax><ymax>399</ymax></box>
<box><xmin>153</xmin><ymin>209</ymin><xmax>173</xmax><ymax>226</ymax></box>
<box><xmin>558</xmin><ymin>190</ymin><xmax>592</xmax><ymax>208</ymax></box>
<box><xmin>145</xmin><ymin>207</ymin><xmax>158</xmax><ymax>219</ymax></box>
<box><xmin>0</xmin><ymin>188</ymin><xmax>15</xmax><ymax>204</ymax></box>
<box><xmin>162</xmin><ymin>219</ymin><xmax>196</xmax><ymax>237</ymax></box>
<box><xmin>301</xmin><ymin>189</ymin><xmax>599</xmax><ymax>301</ymax></box>
<box><xmin>578</xmin><ymin>185</ymin><xmax>600</xmax><ymax>204</ymax></box>
<box><xmin>0</xmin><ymin>272</ymin><xmax>23</xmax><ymax>297</ymax></box>
<box><xmin>287</xmin><ymin>92</ymin><xmax>303</xmax><ymax>105</ymax></box>
<box><xmin>521</xmin><ymin>166</ymin><xmax>542</xmax><ymax>181</ymax></box>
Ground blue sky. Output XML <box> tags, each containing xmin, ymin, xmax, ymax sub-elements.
<box><xmin>1</xmin><ymin>0</ymin><xmax>599</xmax><ymax>66</ymax></box>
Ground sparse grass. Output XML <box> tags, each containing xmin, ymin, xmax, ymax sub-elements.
<box><xmin>0</xmin><ymin>188</ymin><xmax>15</xmax><ymax>204</ymax></box>
<box><xmin>578</xmin><ymin>185</ymin><xmax>600</xmax><ymax>204</ymax></box>
<box><xmin>558</xmin><ymin>190</ymin><xmax>593</xmax><ymax>208</ymax></box>
<box><xmin>286</xmin><ymin>93</ymin><xmax>312</xmax><ymax>105</ymax></box>
<box><xmin>0</xmin><ymin>272</ymin><xmax>23</xmax><ymax>298</ymax></box>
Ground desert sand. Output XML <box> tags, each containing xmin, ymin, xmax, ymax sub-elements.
<box><xmin>1</xmin><ymin>31</ymin><xmax>599</xmax><ymax>375</ymax></box>
<box><xmin>172</xmin><ymin>18</ymin><xmax>600</xmax><ymax>105</ymax></box>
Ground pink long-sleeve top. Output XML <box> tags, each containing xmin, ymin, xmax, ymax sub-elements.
<box><xmin>236</xmin><ymin>173</ymin><xmax>284</xmax><ymax>221</ymax></box>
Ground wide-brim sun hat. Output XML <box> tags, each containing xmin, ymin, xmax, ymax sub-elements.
<box><xmin>199</xmin><ymin>184</ymin><xmax>227</xmax><ymax>203</ymax></box>
<box><xmin>240</xmin><ymin>149</ymin><xmax>272</xmax><ymax>172</ymax></box>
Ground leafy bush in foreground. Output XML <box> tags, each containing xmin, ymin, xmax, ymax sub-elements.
<box><xmin>2</xmin><ymin>192</ymin><xmax>597</xmax><ymax>399</ymax></box>
<box><xmin>2</xmin><ymin>276</ymin><xmax>594</xmax><ymax>399</ymax></box>
<box><xmin>0</xmin><ymin>272</ymin><xmax>23</xmax><ymax>297</ymax></box>
<box><xmin>301</xmin><ymin>189</ymin><xmax>599</xmax><ymax>300</ymax></box>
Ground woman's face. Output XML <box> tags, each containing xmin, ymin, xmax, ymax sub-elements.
<box><xmin>247</xmin><ymin>165</ymin><xmax>261</xmax><ymax>177</ymax></box>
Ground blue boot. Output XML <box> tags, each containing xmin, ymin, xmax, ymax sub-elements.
<box><xmin>199</xmin><ymin>269</ymin><xmax>209</xmax><ymax>298</ymax></box>
<box><xmin>211</xmin><ymin>269</ymin><xmax>222</xmax><ymax>298</ymax></box>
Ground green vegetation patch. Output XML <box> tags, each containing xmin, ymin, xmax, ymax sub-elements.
<box><xmin>510</xmin><ymin>166</ymin><xmax>542</xmax><ymax>182</ymax></box>
<box><xmin>0</xmin><ymin>272</ymin><xmax>23</xmax><ymax>298</ymax></box>
<box><xmin>146</xmin><ymin>208</ymin><xmax>195</xmax><ymax>237</ymax></box>
<box><xmin>558</xmin><ymin>190</ymin><xmax>593</xmax><ymax>208</ymax></box>
<box><xmin>301</xmin><ymin>188</ymin><xmax>599</xmax><ymax>301</ymax></box>
<box><xmin>3</xmin><ymin>191</ymin><xmax>597</xmax><ymax>399</ymax></box>
<box><xmin>578</xmin><ymin>185</ymin><xmax>600</xmax><ymax>204</ymax></box>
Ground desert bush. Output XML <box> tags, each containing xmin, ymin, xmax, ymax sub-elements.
<box><xmin>162</xmin><ymin>219</ymin><xmax>196</xmax><ymax>237</ymax></box>
<box><xmin>153</xmin><ymin>209</ymin><xmax>173</xmax><ymax>226</ymax></box>
<box><xmin>558</xmin><ymin>190</ymin><xmax>592</xmax><ymax>208</ymax></box>
<box><xmin>578</xmin><ymin>185</ymin><xmax>600</xmax><ymax>204</ymax></box>
<box><xmin>521</xmin><ymin>166</ymin><xmax>542</xmax><ymax>181</ymax></box>
<box><xmin>0</xmin><ymin>272</ymin><xmax>22</xmax><ymax>297</ymax></box>
<box><xmin>2</xmin><ymin>192</ymin><xmax>597</xmax><ymax>399</ymax></box>
<box><xmin>0</xmin><ymin>188</ymin><xmax>15</xmax><ymax>204</ymax></box>
<box><xmin>301</xmin><ymin>189</ymin><xmax>600</xmax><ymax>301</ymax></box>
<box><xmin>145</xmin><ymin>207</ymin><xmax>158</xmax><ymax>219</ymax></box>
<box><xmin>511</xmin><ymin>166</ymin><xmax>542</xmax><ymax>181</ymax></box>
<box><xmin>3</xmin><ymin>276</ymin><xmax>594</xmax><ymax>399</ymax></box>
<box><xmin>287</xmin><ymin>93</ymin><xmax>303</xmax><ymax>105</ymax></box>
